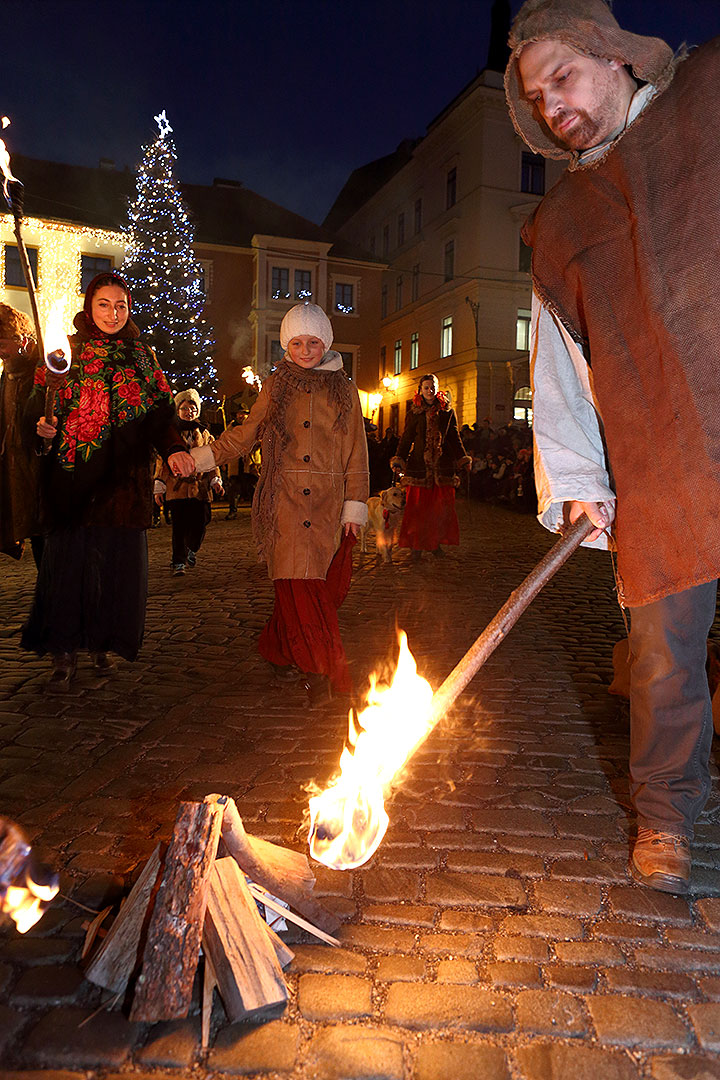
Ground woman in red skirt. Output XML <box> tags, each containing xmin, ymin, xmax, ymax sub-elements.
<box><xmin>392</xmin><ymin>373</ymin><xmax>470</xmax><ymax>560</ymax></box>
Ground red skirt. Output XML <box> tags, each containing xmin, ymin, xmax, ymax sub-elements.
<box><xmin>398</xmin><ymin>484</ymin><xmax>459</xmax><ymax>551</ymax></box>
<box><xmin>258</xmin><ymin>532</ymin><xmax>356</xmax><ymax>692</ymax></box>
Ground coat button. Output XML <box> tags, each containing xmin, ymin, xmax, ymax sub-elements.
<box><xmin>303</xmin><ymin>488</ymin><xmax>310</xmax><ymax>495</ymax></box>
<box><xmin>303</xmin><ymin>520</ymin><xmax>311</xmax><ymax>528</ymax></box>
<box><xmin>303</xmin><ymin>420</ymin><xmax>310</xmax><ymax>428</ymax></box>
<box><xmin>303</xmin><ymin>455</ymin><xmax>310</xmax><ymax>462</ymax></box>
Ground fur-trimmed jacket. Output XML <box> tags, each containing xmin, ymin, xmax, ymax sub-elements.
<box><xmin>154</xmin><ymin>420</ymin><xmax>221</xmax><ymax>503</ymax></box>
<box><xmin>391</xmin><ymin>397</ymin><xmax>470</xmax><ymax>487</ymax></box>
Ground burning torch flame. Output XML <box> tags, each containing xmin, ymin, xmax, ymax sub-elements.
<box><xmin>242</xmin><ymin>366</ymin><xmax>262</xmax><ymax>392</ymax></box>
<box><xmin>0</xmin><ymin>819</ymin><xmax>59</xmax><ymax>933</ymax></box>
<box><xmin>308</xmin><ymin>631</ymin><xmax>434</xmax><ymax>869</ymax></box>
<box><xmin>0</xmin><ymin>116</ymin><xmax>18</xmax><ymax>204</ymax></box>
<box><xmin>44</xmin><ymin>301</ymin><xmax>72</xmax><ymax>376</ymax></box>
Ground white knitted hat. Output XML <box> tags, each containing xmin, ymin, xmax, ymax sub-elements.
<box><xmin>174</xmin><ymin>388</ymin><xmax>201</xmax><ymax>412</ymax></box>
<box><xmin>280</xmin><ymin>302</ymin><xmax>333</xmax><ymax>352</ymax></box>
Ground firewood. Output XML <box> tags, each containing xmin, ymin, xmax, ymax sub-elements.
<box><xmin>220</xmin><ymin>797</ymin><xmax>340</xmax><ymax>934</ymax></box>
<box><xmin>201</xmin><ymin>951</ymin><xmax>218</xmax><ymax>1049</ymax></box>
<box><xmin>85</xmin><ymin>844</ymin><xmax>164</xmax><ymax>994</ymax></box>
<box><xmin>248</xmin><ymin>883</ymin><xmax>340</xmax><ymax>947</ymax></box>
<box><xmin>202</xmin><ymin>856</ymin><xmax>288</xmax><ymax>1022</ymax></box>
<box><xmin>262</xmin><ymin>918</ymin><xmax>295</xmax><ymax>969</ymax></box>
<box><xmin>129</xmin><ymin>799</ymin><xmax>223</xmax><ymax>1022</ymax></box>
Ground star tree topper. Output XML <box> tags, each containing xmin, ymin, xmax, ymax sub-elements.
<box><xmin>154</xmin><ymin>110</ymin><xmax>173</xmax><ymax>140</ymax></box>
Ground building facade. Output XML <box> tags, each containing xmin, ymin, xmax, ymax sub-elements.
<box><xmin>325</xmin><ymin>69</ymin><xmax>565</xmax><ymax>434</ymax></box>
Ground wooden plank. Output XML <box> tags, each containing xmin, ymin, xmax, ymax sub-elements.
<box><xmin>262</xmin><ymin>918</ymin><xmax>295</xmax><ymax>969</ymax></box>
<box><xmin>202</xmin><ymin>856</ymin><xmax>288</xmax><ymax>1022</ymax></box>
<box><xmin>129</xmin><ymin>799</ymin><xmax>223</xmax><ymax>1022</ymax></box>
<box><xmin>221</xmin><ymin>798</ymin><xmax>340</xmax><ymax>934</ymax></box>
<box><xmin>201</xmin><ymin>952</ymin><xmax>218</xmax><ymax>1050</ymax></box>
<box><xmin>248</xmin><ymin>883</ymin><xmax>340</xmax><ymax>947</ymax></box>
<box><xmin>85</xmin><ymin>844</ymin><xmax>163</xmax><ymax>994</ymax></box>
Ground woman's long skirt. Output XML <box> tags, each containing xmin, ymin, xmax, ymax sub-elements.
<box><xmin>258</xmin><ymin>532</ymin><xmax>356</xmax><ymax>692</ymax></box>
<box><xmin>21</xmin><ymin>525</ymin><xmax>148</xmax><ymax>661</ymax></box>
<box><xmin>398</xmin><ymin>483</ymin><xmax>459</xmax><ymax>551</ymax></box>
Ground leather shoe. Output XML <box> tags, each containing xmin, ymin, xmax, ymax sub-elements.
<box><xmin>304</xmin><ymin>673</ymin><xmax>332</xmax><ymax>706</ymax></box>
<box><xmin>90</xmin><ymin>652</ymin><xmax>115</xmax><ymax>674</ymax></box>
<box><xmin>630</xmin><ymin>828</ymin><xmax>690</xmax><ymax>894</ymax></box>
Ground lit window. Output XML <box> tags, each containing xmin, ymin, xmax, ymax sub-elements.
<box><xmin>412</xmin><ymin>264</ymin><xmax>420</xmax><ymax>302</ymax></box>
<box><xmin>414</xmin><ymin>197</ymin><xmax>422</xmax><ymax>234</ymax></box>
<box><xmin>271</xmin><ymin>266</ymin><xmax>290</xmax><ymax>300</ymax></box>
<box><xmin>335</xmin><ymin>282</ymin><xmax>355</xmax><ymax>314</ymax></box>
<box><xmin>444</xmin><ymin>240</ymin><xmax>455</xmax><ymax>282</ymax></box>
<box><xmin>410</xmin><ymin>332</ymin><xmax>419</xmax><ymax>370</ymax></box>
<box><xmin>4</xmin><ymin>244</ymin><xmax>38</xmax><ymax>289</ymax></box>
<box><xmin>394</xmin><ymin>339</ymin><xmax>402</xmax><ymax>374</ymax></box>
<box><xmin>81</xmin><ymin>255</ymin><xmax>113</xmax><ymax>293</ymax></box>
<box><xmin>514</xmin><ymin>386</ymin><xmax>533</xmax><ymax>426</ymax></box>
<box><xmin>446</xmin><ymin>167</ymin><xmax>457</xmax><ymax>209</ymax></box>
<box><xmin>521</xmin><ymin>152</ymin><xmax>545</xmax><ymax>195</ymax></box>
<box><xmin>397</xmin><ymin>212</ymin><xmax>405</xmax><ymax>247</ymax></box>
<box><xmin>441</xmin><ymin>315</ymin><xmax>453</xmax><ymax>358</ymax></box>
<box><xmin>294</xmin><ymin>269</ymin><xmax>312</xmax><ymax>300</ymax></box>
<box><xmin>516</xmin><ymin>308</ymin><xmax>531</xmax><ymax>350</ymax></box>
<box><xmin>395</xmin><ymin>275</ymin><xmax>403</xmax><ymax>311</ymax></box>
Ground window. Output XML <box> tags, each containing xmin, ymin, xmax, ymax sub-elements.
<box><xmin>340</xmin><ymin>351</ymin><xmax>354</xmax><ymax>377</ymax></box>
<box><xmin>270</xmin><ymin>339</ymin><xmax>284</xmax><ymax>366</ymax></box>
<box><xmin>516</xmin><ymin>308</ymin><xmax>532</xmax><ymax>351</ymax></box>
<box><xmin>381</xmin><ymin>284</ymin><xmax>388</xmax><ymax>319</ymax></box>
<box><xmin>369</xmin><ymin>234</ymin><xmax>376</xmax><ymax>256</ymax></box>
<box><xmin>81</xmin><ymin>254</ymin><xmax>113</xmax><ymax>293</ymax></box>
<box><xmin>397</xmin><ymin>212</ymin><xmax>405</xmax><ymax>247</ymax></box>
<box><xmin>335</xmin><ymin>282</ymin><xmax>355</xmax><ymax>314</ymax></box>
<box><xmin>414</xmin><ymin>198</ymin><xmax>423</xmax><ymax>234</ymax></box>
<box><xmin>382</xmin><ymin>224</ymin><xmax>390</xmax><ymax>257</ymax></box>
<box><xmin>410</xmin><ymin>332</ymin><xmax>419</xmax><ymax>370</ymax></box>
<box><xmin>380</xmin><ymin>345</ymin><xmax>386</xmax><ymax>374</ymax></box>
<box><xmin>441</xmin><ymin>315</ymin><xmax>453</xmax><ymax>358</ymax></box>
<box><xmin>514</xmin><ymin>386</ymin><xmax>533</xmax><ymax>426</ymax></box>
<box><xmin>394</xmin><ymin>339</ymin><xmax>402</xmax><ymax>375</ymax></box>
<box><xmin>412</xmin><ymin>263</ymin><xmax>420</xmax><ymax>302</ymax></box>
<box><xmin>521</xmin><ymin>151</ymin><xmax>545</xmax><ymax>195</ymax></box>
<box><xmin>446</xmin><ymin>166</ymin><xmax>457</xmax><ymax>209</ymax></box>
<box><xmin>444</xmin><ymin>239</ymin><xmax>455</xmax><ymax>282</ymax></box>
<box><xmin>395</xmin><ymin>275</ymin><xmax>403</xmax><ymax>311</ymax></box>
<box><xmin>519</xmin><ymin>236</ymin><xmax>532</xmax><ymax>273</ymax></box>
<box><xmin>4</xmin><ymin>244</ymin><xmax>38</xmax><ymax>289</ymax></box>
<box><xmin>294</xmin><ymin>269</ymin><xmax>312</xmax><ymax>300</ymax></box>
<box><xmin>271</xmin><ymin>266</ymin><xmax>290</xmax><ymax>300</ymax></box>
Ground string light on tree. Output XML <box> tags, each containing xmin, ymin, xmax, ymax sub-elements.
<box><xmin>121</xmin><ymin>111</ymin><xmax>217</xmax><ymax>397</ymax></box>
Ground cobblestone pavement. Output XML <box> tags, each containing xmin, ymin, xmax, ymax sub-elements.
<box><xmin>2</xmin><ymin>502</ymin><xmax>720</xmax><ymax>1080</ymax></box>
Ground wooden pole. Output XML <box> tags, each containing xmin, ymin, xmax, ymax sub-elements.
<box><xmin>428</xmin><ymin>513</ymin><xmax>594</xmax><ymax>725</ymax></box>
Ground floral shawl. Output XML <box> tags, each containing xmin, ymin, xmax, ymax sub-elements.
<box><xmin>34</xmin><ymin>335</ymin><xmax>173</xmax><ymax>471</ymax></box>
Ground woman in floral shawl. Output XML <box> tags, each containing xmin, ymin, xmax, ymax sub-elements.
<box><xmin>22</xmin><ymin>272</ymin><xmax>192</xmax><ymax>687</ymax></box>
<box><xmin>391</xmin><ymin>372</ymin><xmax>470</xmax><ymax>560</ymax></box>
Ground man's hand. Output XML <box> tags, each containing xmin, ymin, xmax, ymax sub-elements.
<box><xmin>168</xmin><ymin>451</ymin><xmax>196</xmax><ymax>478</ymax></box>
<box><xmin>214</xmin><ymin>485</ymin><xmax>225</xmax><ymax>499</ymax></box>
<box><xmin>37</xmin><ymin>417</ymin><xmax>57</xmax><ymax>439</ymax></box>
<box><xmin>154</xmin><ymin>494</ymin><xmax>164</xmax><ymax>507</ymax></box>
<box><xmin>344</xmin><ymin>522</ymin><xmax>361</xmax><ymax>537</ymax></box>
<box><xmin>565</xmin><ymin>500</ymin><xmax>615</xmax><ymax>543</ymax></box>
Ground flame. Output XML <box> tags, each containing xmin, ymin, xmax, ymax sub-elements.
<box><xmin>44</xmin><ymin>301</ymin><xmax>71</xmax><ymax>374</ymax></box>
<box><xmin>308</xmin><ymin>631</ymin><xmax>434</xmax><ymax>869</ymax></box>
<box><xmin>2</xmin><ymin>877</ymin><xmax>59</xmax><ymax>934</ymax></box>
<box><xmin>242</xmin><ymin>366</ymin><xmax>262</xmax><ymax>391</ymax></box>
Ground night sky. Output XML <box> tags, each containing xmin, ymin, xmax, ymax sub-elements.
<box><xmin>4</xmin><ymin>0</ymin><xmax>720</xmax><ymax>225</ymax></box>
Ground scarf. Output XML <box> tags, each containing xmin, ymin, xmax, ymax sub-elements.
<box><xmin>252</xmin><ymin>355</ymin><xmax>353</xmax><ymax>564</ymax></box>
<box><xmin>411</xmin><ymin>392</ymin><xmax>450</xmax><ymax>473</ymax></box>
<box><xmin>34</xmin><ymin>317</ymin><xmax>173</xmax><ymax>472</ymax></box>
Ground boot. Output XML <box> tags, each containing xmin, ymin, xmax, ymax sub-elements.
<box><xmin>90</xmin><ymin>652</ymin><xmax>115</xmax><ymax>674</ymax></box>
<box><xmin>304</xmin><ymin>673</ymin><xmax>332</xmax><ymax>706</ymax></box>
<box><xmin>49</xmin><ymin>652</ymin><xmax>77</xmax><ymax>691</ymax></box>
<box><xmin>630</xmin><ymin>829</ymin><xmax>691</xmax><ymax>894</ymax></box>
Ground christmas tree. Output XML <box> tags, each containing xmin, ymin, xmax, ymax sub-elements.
<box><xmin>121</xmin><ymin>112</ymin><xmax>217</xmax><ymax>398</ymax></box>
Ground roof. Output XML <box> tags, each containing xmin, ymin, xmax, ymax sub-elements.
<box><xmin>3</xmin><ymin>154</ymin><xmax>376</xmax><ymax>262</ymax></box>
<box><xmin>322</xmin><ymin>140</ymin><xmax>418</xmax><ymax>233</ymax></box>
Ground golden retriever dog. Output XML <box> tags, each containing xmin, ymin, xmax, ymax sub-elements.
<box><xmin>361</xmin><ymin>486</ymin><xmax>406</xmax><ymax>563</ymax></box>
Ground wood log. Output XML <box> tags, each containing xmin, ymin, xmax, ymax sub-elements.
<box><xmin>221</xmin><ymin>797</ymin><xmax>340</xmax><ymax>934</ymax></box>
<box><xmin>85</xmin><ymin>843</ymin><xmax>164</xmax><ymax>994</ymax></box>
<box><xmin>202</xmin><ymin>856</ymin><xmax>288</xmax><ymax>1022</ymax></box>
<box><xmin>129</xmin><ymin>799</ymin><xmax>223</xmax><ymax>1022</ymax></box>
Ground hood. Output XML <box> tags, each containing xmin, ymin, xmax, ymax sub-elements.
<box><xmin>504</xmin><ymin>0</ymin><xmax>676</xmax><ymax>158</ymax></box>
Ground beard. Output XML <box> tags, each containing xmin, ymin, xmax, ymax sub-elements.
<box><xmin>551</xmin><ymin>108</ymin><xmax>609</xmax><ymax>150</ymax></box>
<box><xmin>550</xmin><ymin>68</ymin><xmax>629</xmax><ymax>152</ymax></box>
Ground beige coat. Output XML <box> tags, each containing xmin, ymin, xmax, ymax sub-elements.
<box><xmin>193</xmin><ymin>355</ymin><xmax>369</xmax><ymax>580</ymax></box>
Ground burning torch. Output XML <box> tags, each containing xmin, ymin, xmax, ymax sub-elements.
<box><xmin>41</xmin><ymin>303</ymin><xmax>72</xmax><ymax>451</ymax></box>
<box><xmin>309</xmin><ymin>514</ymin><xmax>596</xmax><ymax>869</ymax></box>
<box><xmin>0</xmin><ymin>817</ymin><xmax>59</xmax><ymax>933</ymax></box>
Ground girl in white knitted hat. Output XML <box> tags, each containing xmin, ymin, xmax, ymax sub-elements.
<box><xmin>188</xmin><ymin>302</ymin><xmax>369</xmax><ymax>703</ymax></box>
